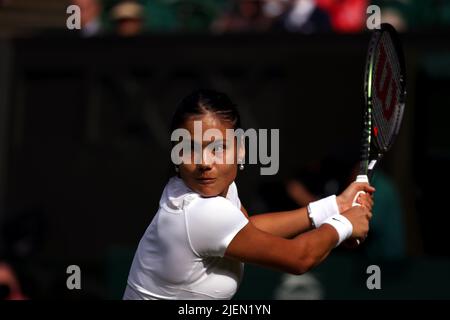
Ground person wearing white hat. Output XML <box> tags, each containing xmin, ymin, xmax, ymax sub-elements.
<box><xmin>110</xmin><ymin>1</ymin><xmax>144</xmax><ymax>37</ymax></box>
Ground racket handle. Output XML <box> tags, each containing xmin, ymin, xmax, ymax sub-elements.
<box><xmin>355</xmin><ymin>175</ymin><xmax>369</xmax><ymax>183</ymax></box>
<box><xmin>352</xmin><ymin>175</ymin><xmax>369</xmax><ymax>207</ymax></box>
<box><xmin>348</xmin><ymin>175</ymin><xmax>369</xmax><ymax>247</ymax></box>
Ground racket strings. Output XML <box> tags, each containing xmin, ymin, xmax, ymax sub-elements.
<box><xmin>372</xmin><ymin>34</ymin><xmax>403</xmax><ymax>151</ymax></box>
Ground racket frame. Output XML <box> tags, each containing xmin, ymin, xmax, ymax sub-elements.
<box><xmin>359</xmin><ymin>23</ymin><xmax>406</xmax><ymax>180</ymax></box>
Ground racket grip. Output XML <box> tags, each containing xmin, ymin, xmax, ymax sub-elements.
<box><xmin>347</xmin><ymin>175</ymin><xmax>369</xmax><ymax>247</ymax></box>
<box><xmin>352</xmin><ymin>175</ymin><xmax>369</xmax><ymax>207</ymax></box>
<box><xmin>356</xmin><ymin>175</ymin><xmax>369</xmax><ymax>183</ymax></box>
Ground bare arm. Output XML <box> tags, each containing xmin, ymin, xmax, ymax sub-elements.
<box><xmin>245</xmin><ymin>206</ymin><xmax>313</xmax><ymax>238</ymax></box>
<box><xmin>226</xmin><ymin>206</ymin><xmax>371</xmax><ymax>275</ymax></box>
<box><xmin>241</xmin><ymin>182</ymin><xmax>375</xmax><ymax>239</ymax></box>
<box><xmin>225</xmin><ymin>220</ymin><xmax>338</xmax><ymax>274</ymax></box>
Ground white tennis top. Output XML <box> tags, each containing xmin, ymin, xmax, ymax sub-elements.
<box><xmin>124</xmin><ymin>176</ymin><xmax>249</xmax><ymax>300</ymax></box>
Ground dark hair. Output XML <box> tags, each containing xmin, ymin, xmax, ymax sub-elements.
<box><xmin>170</xmin><ymin>89</ymin><xmax>241</xmax><ymax>132</ymax></box>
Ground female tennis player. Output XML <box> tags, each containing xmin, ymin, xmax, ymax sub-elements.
<box><xmin>123</xmin><ymin>89</ymin><xmax>374</xmax><ymax>300</ymax></box>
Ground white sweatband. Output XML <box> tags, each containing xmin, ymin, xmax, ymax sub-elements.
<box><xmin>307</xmin><ymin>195</ymin><xmax>340</xmax><ymax>228</ymax></box>
<box><xmin>323</xmin><ymin>214</ymin><xmax>353</xmax><ymax>247</ymax></box>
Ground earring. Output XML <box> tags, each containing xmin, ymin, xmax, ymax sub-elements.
<box><xmin>239</xmin><ymin>161</ymin><xmax>244</xmax><ymax>170</ymax></box>
<box><xmin>174</xmin><ymin>166</ymin><xmax>179</xmax><ymax>172</ymax></box>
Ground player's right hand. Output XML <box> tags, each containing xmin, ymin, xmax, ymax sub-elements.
<box><xmin>341</xmin><ymin>206</ymin><xmax>372</xmax><ymax>240</ymax></box>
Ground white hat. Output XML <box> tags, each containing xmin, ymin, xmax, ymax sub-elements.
<box><xmin>111</xmin><ymin>1</ymin><xmax>143</xmax><ymax>20</ymax></box>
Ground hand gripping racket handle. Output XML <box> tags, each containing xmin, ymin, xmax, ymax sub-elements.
<box><xmin>351</xmin><ymin>175</ymin><xmax>369</xmax><ymax>245</ymax></box>
<box><xmin>352</xmin><ymin>175</ymin><xmax>369</xmax><ymax>206</ymax></box>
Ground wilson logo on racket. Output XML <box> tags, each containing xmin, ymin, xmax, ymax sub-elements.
<box><xmin>374</xmin><ymin>43</ymin><xmax>398</xmax><ymax>121</ymax></box>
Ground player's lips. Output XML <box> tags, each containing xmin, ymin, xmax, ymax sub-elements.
<box><xmin>196</xmin><ymin>177</ymin><xmax>217</xmax><ymax>185</ymax></box>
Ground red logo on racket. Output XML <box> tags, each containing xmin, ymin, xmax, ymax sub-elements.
<box><xmin>375</xmin><ymin>43</ymin><xmax>397</xmax><ymax>121</ymax></box>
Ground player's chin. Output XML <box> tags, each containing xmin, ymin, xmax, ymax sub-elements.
<box><xmin>197</xmin><ymin>188</ymin><xmax>220</xmax><ymax>198</ymax></box>
<box><xmin>194</xmin><ymin>184</ymin><xmax>221</xmax><ymax>198</ymax></box>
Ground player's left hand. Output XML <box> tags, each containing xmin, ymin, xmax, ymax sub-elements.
<box><xmin>336</xmin><ymin>182</ymin><xmax>375</xmax><ymax>213</ymax></box>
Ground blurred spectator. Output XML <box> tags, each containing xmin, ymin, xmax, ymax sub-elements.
<box><xmin>361</xmin><ymin>169</ymin><xmax>406</xmax><ymax>260</ymax></box>
<box><xmin>0</xmin><ymin>262</ymin><xmax>27</xmax><ymax>300</ymax></box>
<box><xmin>172</xmin><ymin>0</ymin><xmax>219</xmax><ymax>32</ymax></box>
<box><xmin>110</xmin><ymin>0</ymin><xmax>145</xmax><ymax>37</ymax></box>
<box><xmin>0</xmin><ymin>208</ymin><xmax>47</xmax><ymax>299</ymax></box>
<box><xmin>316</xmin><ymin>0</ymin><xmax>368</xmax><ymax>33</ymax></box>
<box><xmin>273</xmin><ymin>0</ymin><xmax>332</xmax><ymax>33</ymax></box>
<box><xmin>411</xmin><ymin>0</ymin><xmax>450</xmax><ymax>30</ymax></box>
<box><xmin>211</xmin><ymin>0</ymin><xmax>273</xmax><ymax>33</ymax></box>
<box><xmin>373</xmin><ymin>0</ymin><xmax>450</xmax><ymax>32</ymax></box>
<box><xmin>381</xmin><ymin>6</ymin><xmax>408</xmax><ymax>32</ymax></box>
<box><xmin>369</xmin><ymin>0</ymin><xmax>408</xmax><ymax>32</ymax></box>
<box><xmin>285</xmin><ymin>154</ymin><xmax>406</xmax><ymax>260</ymax></box>
<box><xmin>262</xmin><ymin>0</ymin><xmax>291</xmax><ymax>20</ymax></box>
<box><xmin>73</xmin><ymin>0</ymin><xmax>103</xmax><ymax>37</ymax></box>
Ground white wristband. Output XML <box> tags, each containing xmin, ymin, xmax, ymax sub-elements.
<box><xmin>307</xmin><ymin>195</ymin><xmax>340</xmax><ymax>228</ymax></box>
<box><xmin>323</xmin><ymin>214</ymin><xmax>353</xmax><ymax>247</ymax></box>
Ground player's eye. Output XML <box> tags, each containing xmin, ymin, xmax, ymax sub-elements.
<box><xmin>216</xmin><ymin>144</ymin><xmax>224</xmax><ymax>152</ymax></box>
<box><xmin>213</xmin><ymin>142</ymin><xmax>226</xmax><ymax>153</ymax></box>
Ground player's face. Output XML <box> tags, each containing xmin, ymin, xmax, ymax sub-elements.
<box><xmin>177</xmin><ymin>113</ymin><xmax>239</xmax><ymax>198</ymax></box>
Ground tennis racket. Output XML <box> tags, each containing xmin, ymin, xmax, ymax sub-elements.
<box><xmin>352</xmin><ymin>23</ymin><xmax>407</xmax><ymax>244</ymax></box>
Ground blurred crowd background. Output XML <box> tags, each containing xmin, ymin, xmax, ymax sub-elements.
<box><xmin>0</xmin><ymin>0</ymin><xmax>450</xmax><ymax>38</ymax></box>
<box><xmin>0</xmin><ymin>0</ymin><xmax>450</xmax><ymax>300</ymax></box>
